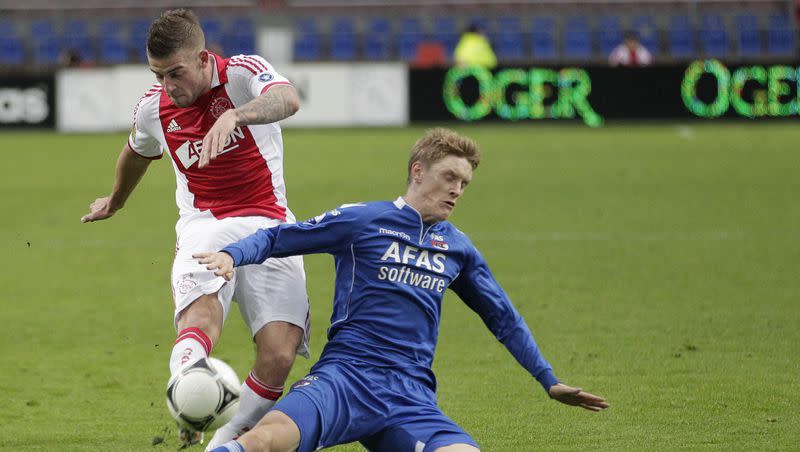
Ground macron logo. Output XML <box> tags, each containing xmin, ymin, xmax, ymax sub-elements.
<box><xmin>167</xmin><ymin>119</ymin><xmax>181</xmax><ymax>133</ymax></box>
<box><xmin>379</xmin><ymin>228</ymin><xmax>411</xmax><ymax>241</ymax></box>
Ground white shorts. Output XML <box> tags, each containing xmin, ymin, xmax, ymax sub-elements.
<box><xmin>172</xmin><ymin>212</ymin><xmax>310</xmax><ymax>357</ymax></box>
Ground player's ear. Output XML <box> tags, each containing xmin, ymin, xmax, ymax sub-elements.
<box><xmin>199</xmin><ymin>49</ymin><xmax>210</xmax><ymax>66</ymax></box>
<box><xmin>410</xmin><ymin>161</ymin><xmax>424</xmax><ymax>183</ymax></box>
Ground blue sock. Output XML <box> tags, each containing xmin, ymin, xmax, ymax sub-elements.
<box><xmin>209</xmin><ymin>440</ymin><xmax>245</xmax><ymax>452</ymax></box>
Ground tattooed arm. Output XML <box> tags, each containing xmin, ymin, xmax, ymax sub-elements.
<box><xmin>199</xmin><ymin>84</ymin><xmax>300</xmax><ymax>168</ymax></box>
<box><xmin>232</xmin><ymin>84</ymin><xmax>300</xmax><ymax>125</ymax></box>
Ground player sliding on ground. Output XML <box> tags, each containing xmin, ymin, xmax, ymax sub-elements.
<box><xmin>81</xmin><ymin>9</ymin><xmax>310</xmax><ymax>449</ymax></box>
<box><xmin>196</xmin><ymin>128</ymin><xmax>609</xmax><ymax>452</ymax></box>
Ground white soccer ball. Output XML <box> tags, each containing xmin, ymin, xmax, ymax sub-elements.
<box><xmin>166</xmin><ymin>357</ymin><xmax>241</xmax><ymax>431</ymax></box>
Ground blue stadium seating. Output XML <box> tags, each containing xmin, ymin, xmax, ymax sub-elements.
<box><xmin>699</xmin><ymin>14</ymin><xmax>728</xmax><ymax>57</ymax></box>
<box><xmin>668</xmin><ymin>15</ymin><xmax>695</xmax><ymax>58</ymax></box>
<box><xmin>563</xmin><ymin>16</ymin><xmax>592</xmax><ymax>58</ymax></box>
<box><xmin>34</xmin><ymin>37</ymin><xmax>61</xmax><ymax>65</ymax></box>
<box><xmin>736</xmin><ymin>14</ymin><xmax>761</xmax><ymax>57</ymax></box>
<box><xmin>30</xmin><ymin>20</ymin><xmax>60</xmax><ymax>65</ymax></box>
<box><xmin>293</xmin><ymin>33</ymin><xmax>321</xmax><ymax>61</ymax></box>
<box><xmin>201</xmin><ymin>18</ymin><xmax>224</xmax><ymax>51</ymax></box>
<box><xmin>0</xmin><ymin>20</ymin><xmax>14</xmax><ymax>36</ymax></box>
<box><xmin>96</xmin><ymin>19</ymin><xmax>126</xmax><ymax>64</ymax></box>
<box><xmin>531</xmin><ymin>16</ymin><xmax>557</xmax><ymax>60</ymax></box>
<box><xmin>9</xmin><ymin>11</ymin><xmax>786</xmax><ymax>66</ymax></box>
<box><xmin>767</xmin><ymin>14</ymin><xmax>794</xmax><ymax>56</ymax></box>
<box><xmin>31</xmin><ymin>19</ymin><xmax>54</xmax><ymax>37</ymax></box>
<box><xmin>432</xmin><ymin>16</ymin><xmax>459</xmax><ymax>56</ymax></box>
<box><xmin>398</xmin><ymin>17</ymin><xmax>423</xmax><ymax>61</ymax></box>
<box><xmin>130</xmin><ymin>18</ymin><xmax>150</xmax><ymax>62</ymax></box>
<box><xmin>494</xmin><ymin>16</ymin><xmax>524</xmax><ymax>60</ymax></box>
<box><xmin>0</xmin><ymin>36</ymin><xmax>24</xmax><ymax>65</ymax></box>
<box><xmin>467</xmin><ymin>16</ymin><xmax>489</xmax><ymax>33</ymax></box>
<box><xmin>64</xmin><ymin>19</ymin><xmax>94</xmax><ymax>62</ymax></box>
<box><xmin>0</xmin><ymin>21</ymin><xmax>23</xmax><ymax>65</ymax></box>
<box><xmin>365</xmin><ymin>17</ymin><xmax>393</xmax><ymax>60</ymax></box>
<box><xmin>330</xmin><ymin>17</ymin><xmax>357</xmax><ymax>60</ymax></box>
<box><xmin>632</xmin><ymin>15</ymin><xmax>659</xmax><ymax>56</ymax></box>
<box><xmin>598</xmin><ymin>15</ymin><xmax>622</xmax><ymax>55</ymax></box>
<box><xmin>99</xmin><ymin>35</ymin><xmax>127</xmax><ymax>64</ymax></box>
<box><xmin>293</xmin><ymin>18</ymin><xmax>321</xmax><ymax>61</ymax></box>
<box><xmin>224</xmin><ymin>17</ymin><xmax>255</xmax><ymax>56</ymax></box>
<box><xmin>296</xmin><ymin>18</ymin><xmax>317</xmax><ymax>34</ymax></box>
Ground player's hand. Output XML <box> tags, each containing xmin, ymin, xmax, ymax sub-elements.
<box><xmin>81</xmin><ymin>196</ymin><xmax>117</xmax><ymax>223</ymax></box>
<box><xmin>193</xmin><ymin>252</ymin><xmax>235</xmax><ymax>281</ymax></box>
<box><xmin>548</xmin><ymin>383</ymin><xmax>609</xmax><ymax>412</ymax></box>
<box><xmin>199</xmin><ymin>110</ymin><xmax>238</xmax><ymax>169</ymax></box>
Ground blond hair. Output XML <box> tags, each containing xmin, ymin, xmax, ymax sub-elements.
<box><xmin>407</xmin><ymin>128</ymin><xmax>480</xmax><ymax>184</ymax></box>
<box><xmin>147</xmin><ymin>9</ymin><xmax>205</xmax><ymax>58</ymax></box>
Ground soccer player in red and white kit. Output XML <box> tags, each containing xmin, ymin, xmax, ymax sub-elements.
<box><xmin>81</xmin><ymin>9</ymin><xmax>310</xmax><ymax>449</ymax></box>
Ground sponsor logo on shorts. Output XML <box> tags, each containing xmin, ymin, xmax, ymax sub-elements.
<box><xmin>291</xmin><ymin>374</ymin><xmax>318</xmax><ymax>389</ymax></box>
<box><xmin>258</xmin><ymin>72</ymin><xmax>274</xmax><ymax>83</ymax></box>
<box><xmin>177</xmin><ymin>275</ymin><xmax>197</xmax><ymax>294</ymax></box>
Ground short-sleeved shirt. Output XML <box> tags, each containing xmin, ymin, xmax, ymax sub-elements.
<box><xmin>129</xmin><ymin>53</ymin><xmax>295</xmax><ymax>225</ymax></box>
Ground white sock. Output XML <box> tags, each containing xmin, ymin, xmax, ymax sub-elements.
<box><xmin>207</xmin><ymin>371</ymin><xmax>283</xmax><ymax>448</ymax></box>
<box><xmin>209</xmin><ymin>440</ymin><xmax>245</xmax><ymax>452</ymax></box>
<box><xmin>169</xmin><ymin>327</ymin><xmax>213</xmax><ymax>376</ymax></box>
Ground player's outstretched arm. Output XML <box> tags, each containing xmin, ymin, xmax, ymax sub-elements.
<box><xmin>81</xmin><ymin>143</ymin><xmax>151</xmax><ymax>223</ymax></box>
<box><xmin>548</xmin><ymin>383</ymin><xmax>609</xmax><ymax>412</ymax></box>
<box><xmin>199</xmin><ymin>84</ymin><xmax>300</xmax><ymax>168</ymax></box>
<box><xmin>194</xmin><ymin>252</ymin><xmax>235</xmax><ymax>281</ymax></box>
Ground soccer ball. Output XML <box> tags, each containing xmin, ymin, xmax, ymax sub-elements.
<box><xmin>166</xmin><ymin>357</ymin><xmax>241</xmax><ymax>431</ymax></box>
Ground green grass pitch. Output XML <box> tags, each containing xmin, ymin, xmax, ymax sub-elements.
<box><xmin>1</xmin><ymin>123</ymin><xmax>798</xmax><ymax>450</ymax></box>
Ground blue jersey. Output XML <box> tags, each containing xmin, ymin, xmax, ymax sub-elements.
<box><xmin>223</xmin><ymin>198</ymin><xmax>558</xmax><ymax>392</ymax></box>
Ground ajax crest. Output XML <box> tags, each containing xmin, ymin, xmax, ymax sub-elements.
<box><xmin>210</xmin><ymin>97</ymin><xmax>234</xmax><ymax>118</ymax></box>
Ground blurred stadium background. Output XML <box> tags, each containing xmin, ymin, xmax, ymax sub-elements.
<box><xmin>1</xmin><ymin>0</ymin><xmax>799</xmax><ymax>129</ymax></box>
<box><xmin>1</xmin><ymin>1</ymin><xmax>799</xmax><ymax>451</ymax></box>
<box><xmin>0</xmin><ymin>0</ymin><xmax>797</xmax><ymax>66</ymax></box>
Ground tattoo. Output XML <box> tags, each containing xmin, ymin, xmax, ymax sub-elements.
<box><xmin>234</xmin><ymin>85</ymin><xmax>299</xmax><ymax>126</ymax></box>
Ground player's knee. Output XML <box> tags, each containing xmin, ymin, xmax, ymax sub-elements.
<box><xmin>176</xmin><ymin>295</ymin><xmax>223</xmax><ymax>341</ymax></box>
<box><xmin>245</xmin><ymin>411</ymin><xmax>297</xmax><ymax>450</ymax></box>
<box><xmin>257</xmin><ymin>346</ymin><xmax>296</xmax><ymax>373</ymax></box>
<box><xmin>434</xmin><ymin>444</ymin><xmax>481</xmax><ymax>452</ymax></box>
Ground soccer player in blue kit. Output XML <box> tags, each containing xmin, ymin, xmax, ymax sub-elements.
<box><xmin>197</xmin><ymin>128</ymin><xmax>608</xmax><ymax>452</ymax></box>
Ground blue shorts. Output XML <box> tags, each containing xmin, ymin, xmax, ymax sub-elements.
<box><xmin>273</xmin><ymin>361</ymin><xmax>479</xmax><ymax>452</ymax></box>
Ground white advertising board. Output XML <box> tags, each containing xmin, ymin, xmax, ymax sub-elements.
<box><xmin>56</xmin><ymin>66</ymin><xmax>154</xmax><ymax>133</ymax></box>
<box><xmin>56</xmin><ymin>63</ymin><xmax>408</xmax><ymax>132</ymax></box>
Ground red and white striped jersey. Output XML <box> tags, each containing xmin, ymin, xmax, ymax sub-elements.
<box><xmin>128</xmin><ymin>52</ymin><xmax>295</xmax><ymax>224</ymax></box>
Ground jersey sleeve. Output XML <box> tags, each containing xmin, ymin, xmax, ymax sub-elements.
<box><xmin>226</xmin><ymin>55</ymin><xmax>293</xmax><ymax>100</ymax></box>
<box><xmin>222</xmin><ymin>203</ymin><xmax>370</xmax><ymax>266</ymax></box>
<box><xmin>449</xmin><ymin>245</ymin><xmax>559</xmax><ymax>392</ymax></box>
<box><xmin>127</xmin><ymin>91</ymin><xmax>162</xmax><ymax>159</ymax></box>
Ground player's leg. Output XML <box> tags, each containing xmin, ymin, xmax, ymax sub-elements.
<box><xmin>247</xmin><ymin>320</ymin><xmax>304</xmax><ymax>414</ymax></box>
<box><xmin>210</xmin><ymin>410</ymin><xmax>302</xmax><ymax>452</ymax></box>
<box><xmin>434</xmin><ymin>445</ymin><xmax>481</xmax><ymax>452</ymax></box>
<box><xmin>170</xmin><ymin>290</ymin><xmax>231</xmax><ymax>448</ymax></box>
<box><xmin>208</xmin><ymin>320</ymin><xmax>303</xmax><ymax>447</ymax></box>
<box><xmin>170</xmin><ymin>214</ymin><xmax>237</xmax><ymax>376</ymax></box>
<box><xmin>170</xmin><ymin>214</ymin><xmax>237</xmax><ymax>447</ymax></box>
<box><xmin>363</xmin><ymin>421</ymin><xmax>480</xmax><ymax>452</ymax></box>
<box><xmin>214</xmin><ymin>362</ymin><xmax>382</xmax><ymax>452</ymax></box>
<box><xmin>169</xmin><ymin>292</ymin><xmax>223</xmax><ymax>374</ymax></box>
<box><xmin>207</xmin><ymin>255</ymin><xmax>309</xmax><ymax>449</ymax></box>
<box><xmin>361</xmin><ymin>377</ymin><xmax>480</xmax><ymax>452</ymax></box>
